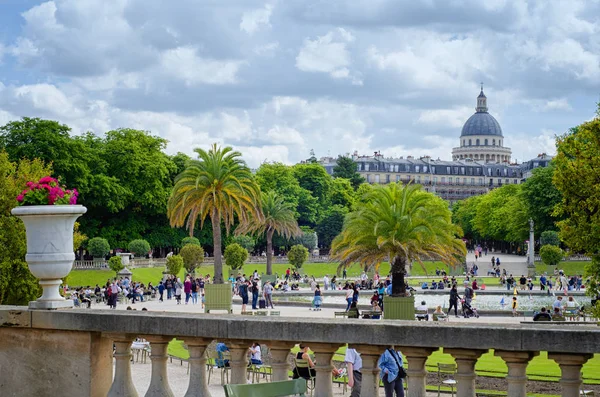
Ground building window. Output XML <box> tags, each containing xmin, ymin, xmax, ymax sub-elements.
<box><xmin>469</xmin><ymin>139</ymin><xmax>472</xmax><ymax>146</ymax></box>
<box><xmin>446</xmin><ymin>166</ymin><xmax>451</xmax><ymax>173</ymax></box>
<box><xmin>365</xmin><ymin>164</ymin><xmax>370</xmax><ymax>171</ymax></box>
<box><xmin>449</xmin><ymin>177</ymin><xmax>453</xmax><ymax>184</ymax></box>
<box><xmin>425</xmin><ymin>176</ymin><xmax>430</xmax><ymax>183</ymax></box>
<box><xmin>366</xmin><ymin>174</ymin><xmax>370</xmax><ymax>183</ymax></box>
<box><xmin>375</xmin><ymin>174</ymin><xmax>380</xmax><ymax>183</ymax></box>
<box><xmin>357</xmin><ymin>163</ymin><xmax>362</xmax><ymax>171</ymax></box>
<box><xmin>478</xmin><ymin>178</ymin><xmax>483</xmax><ymax>185</ymax></box>
<box><xmin>471</xmin><ymin>178</ymin><xmax>475</xmax><ymax>185</ymax></box>
<box><xmin>423</xmin><ymin>166</ymin><xmax>428</xmax><ymax>173</ymax></box>
<box><xmin>505</xmin><ymin>179</ymin><xmax>509</xmax><ymax>185</ymax></box>
<box><xmin>476</xmin><ymin>139</ymin><xmax>480</xmax><ymax>146</ymax></box>
<box><xmin>433</xmin><ymin>177</ymin><xmax>437</xmax><ymax>184</ymax></box>
<box><xmin>463</xmin><ymin>178</ymin><xmax>467</xmax><ymax>185</ymax></box>
<box><xmin>463</xmin><ymin>140</ymin><xmax>465</xmax><ymax>146</ymax></box>
<box><xmin>514</xmin><ymin>179</ymin><xmax>518</xmax><ymax>184</ymax></box>
<box><xmin>493</xmin><ymin>139</ymin><xmax>496</xmax><ymax>146</ymax></box>
<box><xmin>431</xmin><ymin>166</ymin><xmax>435</xmax><ymax>173</ymax></box>
<box><xmin>415</xmin><ymin>165</ymin><xmax>420</xmax><ymax>173</ymax></box>
<box><xmin>416</xmin><ymin>176</ymin><xmax>421</xmax><ymax>183</ymax></box>
<box><xmin>485</xmin><ymin>139</ymin><xmax>488</xmax><ymax>145</ymax></box>
<box><xmin>460</xmin><ymin>167</ymin><xmax>465</xmax><ymax>175</ymax></box>
<box><xmin>396</xmin><ymin>175</ymin><xmax>400</xmax><ymax>182</ymax></box>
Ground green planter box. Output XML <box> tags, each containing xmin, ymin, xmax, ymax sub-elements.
<box><xmin>204</xmin><ymin>283</ymin><xmax>233</xmax><ymax>314</ymax></box>
<box><xmin>383</xmin><ymin>295</ymin><xmax>415</xmax><ymax>320</ymax></box>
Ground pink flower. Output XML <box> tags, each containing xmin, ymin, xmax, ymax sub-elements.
<box><xmin>69</xmin><ymin>194</ymin><xmax>78</xmax><ymax>205</ymax></box>
<box><xmin>16</xmin><ymin>194</ymin><xmax>24</xmax><ymax>202</ymax></box>
<box><xmin>39</xmin><ymin>176</ymin><xmax>56</xmax><ymax>184</ymax></box>
<box><xmin>26</xmin><ymin>181</ymin><xmax>34</xmax><ymax>188</ymax></box>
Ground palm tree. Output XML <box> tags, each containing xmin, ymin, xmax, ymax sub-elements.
<box><xmin>237</xmin><ymin>191</ymin><xmax>302</xmax><ymax>275</ymax></box>
<box><xmin>331</xmin><ymin>183</ymin><xmax>466</xmax><ymax>296</ymax></box>
<box><xmin>167</xmin><ymin>144</ymin><xmax>262</xmax><ymax>283</ymax></box>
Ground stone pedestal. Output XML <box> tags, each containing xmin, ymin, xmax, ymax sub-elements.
<box><xmin>445</xmin><ymin>349</ymin><xmax>485</xmax><ymax>397</ymax></box>
<box><xmin>269</xmin><ymin>342</ymin><xmax>295</xmax><ymax>382</ymax></box>
<box><xmin>105</xmin><ymin>333</ymin><xmax>139</xmax><ymax>397</ymax></box>
<box><xmin>548</xmin><ymin>353</ymin><xmax>593</xmax><ymax>397</ymax></box>
<box><xmin>401</xmin><ymin>347</ymin><xmax>435</xmax><ymax>397</ymax></box>
<box><xmin>355</xmin><ymin>345</ymin><xmax>385</xmax><ymax>397</ymax></box>
<box><xmin>310</xmin><ymin>343</ymin><xmax>342</xmax><ymax>397</ymax></box>
<box><xmin>183</xmin><ymin>338</ymin><xmax>213</xmax><ymax>397</ymax></box>
<box><xmin>227</xmin><ymin>342</ymin><xmax>250</xmax><ymax>384</ymax></box>
<box><xmin>495</xmin><ymin>350</ymin><xmax>538</xmax><ymax>397</ymax></box>
<box><xmin>143</xmin><ymin>336</ymin><xmax>175</xmax><ymax>397</ymax></box>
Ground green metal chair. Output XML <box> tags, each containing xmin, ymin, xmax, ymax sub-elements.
<box><xmin>223</xmin><ymin>378</ymin><xmax>307</xmax><ymax>397</ymax></box>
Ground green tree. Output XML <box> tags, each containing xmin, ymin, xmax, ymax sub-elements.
<box><xmin>292</xmin><ymin>163</ymin><xmax>333</xmax><ymax>207</ymax></box>
<box><xmin>73</xmin><ymin>222</ymin><xmax>88</xmax><ymax>252</ymax></box>
<box><xmin>182</xmin><ymin>236</ymin><xmax>201</xmax><ymax>247</ymax></box>
<box><xmin>553</xmin><ymin>113</ymin><xmax>600</xmax><ymax>314</ymax></box>
<box><xmin>88</xmin><ymin>237</ymin><xmax>110</xmax><ymax>258</ymax></box>
<box><xmin>168</xmin><ymin>144</ymin><xmax>262</xmax><ymax>283</ymax></box>
<box><xmin>521</xmin><ymin>164</ymin><xmax>562</xmax><ymax>234</ymax></box>
<box><xmin>237</xmin><ymin>191</ymin><xmax>301</xmax><ymax>275</ymax></box>
<box><xmin>128</xmin><ymin>239</ymin><xmax>151</xmax><ymax>257</ymax></box>
<box><xmin>539</xmin><ymin>245</ymin><xmax>563</xmax><ymax>267</ymax></box>
<box><xmin>0</xmin><ymin>153</ymin><xmax>49</xmax><ymax>305</ymax></box>
<box><xmin>224</xmin><ymin>243</ymin><xmax>248</xmax><ymax>270</ymax></box>
<box><xmin>472</xmin><ymin>184</ymin><xmax>528</xmax><ymax>242</ymax></box>
<box><xmin>316</xmin><ymin>205</ymin><xmax>347</xmax><ymax>250</ymax></box>
<box><xmin>233</xmin><ymin>235</ymin><xmax>255</xmax><ymax>253</ymax></box>
<box><xmin>540</xmin><ymin>230</ymin><xmax>560</xmax><ymax>246</ymax></box>
<box><xmin>333</xmin><ymin>156</ymin><xmax>365</xmax><ymax>189</ymax></box>
<box><xmin>108</xmin><ymin>256</ymin><xmax>124</xmax><ymax>274</ymax></box>
<box><xmin>166</xmin><ymin>255</ymin><xmax>184</xmax><ymax>277</ymax></box>
<box><xmin>451</xmin><ymin>196</ymin><xmax>482</xmax><ymax>240</ymax></box>
<box><xmin>331</xmin><ymin>183</ymin><xmax>466</xmax><ymax>296</ymax></box>
<box><xmin>329</xmin><ymin>177</ymin><xmax>355</xmax><ymax>209</ymax></box>
<box><xmin>180</xmin><ymin>244</ymin><xmax>204</xmax><ymax>273</ymax></box>
<box><xmin>287</xmin><ymin>244</ymin><xmax>309</xmax><ymax>269</ymax></box>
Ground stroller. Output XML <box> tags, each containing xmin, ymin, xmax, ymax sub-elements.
<box><xmin>461</xmin><ymin>299</ymin><xmax>479</xmax><ymax>318</ymax></box>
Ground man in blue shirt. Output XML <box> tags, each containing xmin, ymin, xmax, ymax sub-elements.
<box><xmin>539</xmin><ymin>274</ymin><xmax>547</xmax><ymax>290</ymax></box>
<box><xmin>378</xmin><ymin>347</ymin><xmax>405</xmax><ymax>397</ymax></box>
<box><xmin>216</xmin><ymin>342</ymin><xmax>230</xmax><ymax>367</ymax></box>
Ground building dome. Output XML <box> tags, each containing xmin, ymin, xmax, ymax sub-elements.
<box><xmin>460</xmin><ymin>112</ymin><xmax>503</xmax><ymax>137</ymax></box>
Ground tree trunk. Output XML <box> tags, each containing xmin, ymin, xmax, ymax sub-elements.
<box><xmin>266</xmin><ymin>228</ymin><xmax>274</xmax><ymax>275</ymax></box>
<box><xmin>390</xmin><ymin>255</ymin><xmax>407</xmax><ymax>297</ymax></box>
<box><xmin>211</xmin><ymin>211</ymin><xmax>223</xmax><ymax>284</ymax></box>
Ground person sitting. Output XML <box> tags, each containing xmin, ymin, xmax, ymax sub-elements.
<box><xmin>421</xmin><ymin>282</ymin><xmax>428</xmax><ymax>289</ymax></box>
<box><xmin>216</xmin><ymin>342</ymin><xmax>230</xmax><ymax>367</ymax></box>
<box><xmin>433</xmin><ymin>305</ymin><xmax>447</xmax><ymax>321</ymax></box>
<box><xmin>370</xmin><ymin>291</ymin><xmax>379</xmax><ymax>308</ymax></box>
<box><xmin>472</xmin><ymin>279</ymin><xmax>479</xmax><ymax>290</ymax></box>
<box><xmin>416</xmin><ymin>300</ymin><xmax>429</xmax><ymax>321</ymax></box>
<box><xmin>78</xmin><ymin>289</ymin><xmax>91</xmax><ymax>308</ymax></box>
<box><xmin>431</xmin><ymin>280</ymin><xmax>437</xmax><ymax>289</ymax></box>
<box><xmin>533</xmin><ymin>307</ymin><xmax>552</xmax><ymax>321</ymax></box>
<box><xmin>249</xmin><ymin>342</ymin><xmax>263</xmax><ymax>366</ymax></box>
<box><xmin>551</xmin><ymin>307</ymin><xmax>565</xmax><ymax>321</ymax></box>
<box><xmin>437</xmin><ymin>281</ymin><xmax>445</xmax><ymax>290</ymax></box>
<box><xmin>347</xmin><ymin>301</ymin><xmax>360</xmax><ymax>319</ymax></box>
<box><xmin>293</xmin><ymin>344</ymin><xmax>345</xmax><ymax>380</ymax></box>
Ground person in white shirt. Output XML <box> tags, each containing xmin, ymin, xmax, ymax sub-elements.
<box><xmin>345</xmin><ymin>347</ymin><xmax>363</xmax><ymax>397</ymax></box>
<box><xmin>249</xmin><ymin>342</ymin><xmax>262</xmax><ymax>365</ymax></box>
<box><xmin>416</xmin><ymin>300</ymin><xmax>429</xmax><ymax>321</ymax></box>
<box><xmin>323</xmin><ymin>275</ymin><xmax>330</xmax><ymax>291</ymax></box>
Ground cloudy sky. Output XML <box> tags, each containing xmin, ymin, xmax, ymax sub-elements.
<box><xmin>1</xmin><ymin>0</ymin><xmax>599</xmax><ymax>167</ymax></box>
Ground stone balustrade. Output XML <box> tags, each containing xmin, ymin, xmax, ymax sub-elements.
<box><xmin>1</xmin><ymin>306</ymin><xmax>599</xmax><ymax>397</ymax></box>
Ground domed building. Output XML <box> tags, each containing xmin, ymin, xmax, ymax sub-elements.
<box><xmin>452</xmin><ymin>87</ymin><xmax>512</xmax><ymax>163</ymax></box>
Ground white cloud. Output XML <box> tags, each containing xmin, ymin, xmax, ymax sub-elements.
<box><xmin>235</xmin><ymin>145</ymin><xmax>290</xmax><ymax>167</ymax></box>
<box><xmin>253</xmin><ymin>41</ymin><xmax>279</xmax><ymax>56</ymax></box>
<box><xmin>12</xmin><ymin>84</ymin><xmax>83</xmax><ymax>117</ymax></box>
<box><xmin>296</xmin><ymin>28</ymin><xmax>362</xmax><ymax>84</ymax></box>
<box><xmin>161</xmin><ymin>46</ymin><xmax>244</xmax><ymax>85</ymax></box>
<box><xmin>416</xmin><ymin>107</ymin><xmax>473</xmax><ymax>128</ymax></box>
<box><xmin>240</xmin><ymin>4</ymin><xmax>274</xmax><ymax>34</ymax></box>
<box><xmin>266</xmin><ymin>125</ymin><xmax>304</xmax><ymax>145</ymax></box>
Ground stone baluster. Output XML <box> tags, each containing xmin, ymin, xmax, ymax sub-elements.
<box><xmin>143</xmin><ymin>336</ymin><xmax>175</xmax><ymax>397</ymax></box>
<box><xmin>401</xmin><ymin>347</ymin><xmax>435</xmax><ymax>397</ymax></box>
<box><xmin>445</xmin><ymin>349</ymin><xmax>486</xmax><ymax>397</ymax></box>
<box><xmin>494</xmin><ymin>350</ymin><xmax>538</xmax><ymax>397</ymax></box>
<box><xmin>310</xmin><ymin>343</ymin><xmax>343</xmax><ymax>397</ymax></box>
<box><xmin>226</xmin><ymin>342</ymin><xmax>250</xmax><ymax>384</ymax></box>
<box><xmin>269</xmin><ymin>342</ymin><xmax>295</xmax><ymax>382</ymax></box>
<box><xmin>354</xmin><ymin>345</ymin><xmax>385</xmax><ymax>397</ymax></box>
<box><xmin>105</xmin><ymin>333</ymin><xmax>139</xmax><ymax>397</ymax></box>
<box><xmin>183</xmin><ymin>338</ymin><xmax>213</xmax><ymax>397</ymax></box>
<box><xmin>548</xmin><ymin>353</ymin><xmax>592</xmax><ymax>397</ymax></box>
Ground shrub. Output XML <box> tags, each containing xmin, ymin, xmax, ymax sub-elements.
<box><xmin>108</xmin><ymin>256</ymin><xmax>124</xmax><ymax>274</ymax></box>
<box><xmin>88</xmin><ymin>237</ymin><xmax>110</xmax><ymax>258</ymax></box>
<box><xmin>540</xmin><ymin>244</ymin><xmax>563</xmax><ymax>267</ymax></box>
<box><xmin>180</xmin><ymin>244</ymin><xmax>204</xmax><ymax>273</ymax></box>
<box><xmin>233</xmin><ymin>235</ymin><xmax>255</xmax><ymax>253</ymax></box>
<box><xmin>128</xmin><ymin>239</ymin><xmax>151</xmax><ymax>257</ymax></box>
<box><xmin>287</xmin><ymin>244</ymin><xmax>309</xmax><ymax>269</ymax></box>
<box><xmin>166</xmin><ymin>255</ymin><xmax>184</xmax><ymax>276</ymax></box>
<box><xmin>181</xmin><ymin>236</ymin><xmax>201</xmax><ymax>247</ymax></box>
<box><xmin>540</xmin><ymin>231</ymin><xmax>560</xmax><ymax>246</ymax></box>
<box><xmin>224</xmin><ymin>243</ymin><xmax>248</xmax><ymax>270</ymax></box>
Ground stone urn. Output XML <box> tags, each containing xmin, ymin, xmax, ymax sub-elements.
<box><xmin>11</xmin><ymin>205</ymin><xmax>87</xmax><ymax>309</ymax></box>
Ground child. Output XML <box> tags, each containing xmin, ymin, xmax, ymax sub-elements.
<box><xmin>511</xmin><ymin>296</ymin><xmax>518</xmax><ymax>316</ymax></box>
<box><xmin>175</xmin><ymin>279</ymin><xmax>183</xmax><ymax>304</ymax></box>
<box><xmin>201</xmin><ymin>293</ymin><xmax>206</xmax><ymax>309</ymax></box>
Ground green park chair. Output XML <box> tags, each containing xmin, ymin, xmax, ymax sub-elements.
<box><xmin>223</xmin><ymin>378</ymin><xmax>307</xmax><ymax>397</ymax></box>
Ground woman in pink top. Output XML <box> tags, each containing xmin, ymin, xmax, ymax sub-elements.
<box><xmin>184</xmin><ymin>276</ymin><xmax>192</xmax><ymax>304</ymax></box>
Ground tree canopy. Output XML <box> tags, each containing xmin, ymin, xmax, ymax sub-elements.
<box><xmin>332</xmin><ymin>155</ymin><xmax>365</xmax><ymax>189</ymax></box>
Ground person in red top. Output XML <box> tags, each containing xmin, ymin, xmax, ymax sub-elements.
<box><xmin>285</xmin><ymin>268</ymin><xmax>291</xmax><ymax>281</ymax></box>
<box><xmin>472</xmin><ymin>279</ymin><xmax>479</xmax><ymax>290</ymax></box>
<box><xmin>184</xmin><ymin>276</ymin><xmax>192</xmax><ymax>304</ymax></box>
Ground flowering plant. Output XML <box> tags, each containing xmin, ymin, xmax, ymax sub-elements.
<box><xmin>16</xmin><ymin>176</ymin><xmax>79</xmax><ymax>206</ymax></box>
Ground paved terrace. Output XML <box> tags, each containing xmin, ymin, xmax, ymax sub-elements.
<box><xmin>1</xmin><ymin>306</ymin><xmax>599</xmax><ymax>397</ymax></box>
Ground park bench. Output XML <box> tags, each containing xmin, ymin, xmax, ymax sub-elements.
<box><xmin>334</xmin><ymin>311</ymin><xmax>349</xmax><ymax>318</ymax></box>
<box><xmin>563</xmin><ymin>308</ymin><xmax>579</xmax><ymax>321</ymax></box>
<box><xmin>223</xmin><ymin>378</ymin><xmax>307</xmax><ymax>397</ymax></box>
<box><xmin>433</xmin><ymin>312</ymin><xmax>448</xmax><ymax>322</ymax></box>
<box><xmin>361</xmin><ymin>311</ymin><xmax>382</xmax><ymax>319</ymax></box>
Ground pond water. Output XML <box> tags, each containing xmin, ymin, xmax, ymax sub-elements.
<box><xmin>274</xmin><ymin>293</ymin><xmax>592</xmax><ymax>311</ymax></box>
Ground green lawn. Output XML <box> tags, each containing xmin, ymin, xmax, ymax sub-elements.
<box><xmin>535</xmin><ymin>261</ymin><xmax>589</xmax><ymax>276</ymax></box>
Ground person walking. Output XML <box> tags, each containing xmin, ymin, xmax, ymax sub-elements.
<box><xmin>345</xmin><ymin>287</ymin><xmax>353</xmax><ymax>311</ymax></box>
<box><xmin>191</xmin><ymin>278</ymin><xmax>198</xmax><ymax>304</ymax></box>
<box><xmin>184</xmin><ymin>276</ymin><xmax>192</xmax><ymax>304</ymax></box>
<box><xmin>157</xmin><ymin>281</ymin><xmax>165</xmax><ymax>302</ymax></box>
<box><xmin>448</xmin><ymin>284</ymin><xmax>460</xmax><ymax>317</ymax></box>
<box><xmin>263</xmin><ymin>281</ymin><xmax>274</xmax><ymax>309</ymax></box>
<box><xmin>165</xmin><ymin>277</ymin><xmax>173</xmax><ymax>300</ymax></box>
<box><xmin>378</xmin><ymin>346</ymin><xmax>405</xmax><ymax>397</ymax></box>
<box><xmin>346</xmin><ymin>347</ymin><xmax>363</xmax><ymax>397</ymax></box>
<box><xmin>251</xmin><ymin>279</ymin><xmax>259</xmax><ymax>310</ymax></box>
